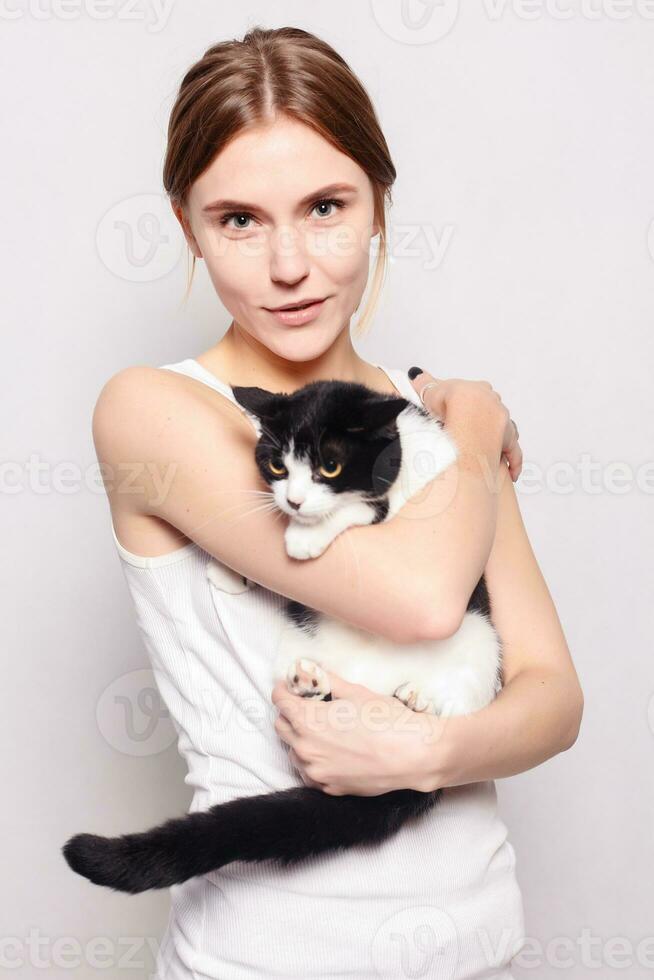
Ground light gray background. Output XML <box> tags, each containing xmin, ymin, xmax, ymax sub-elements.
<box><xmin>3</xmin><ymin>2</ymin><xmax>652</xmax><ymax>978</ymax></box>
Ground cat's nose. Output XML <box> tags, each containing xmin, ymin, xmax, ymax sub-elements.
<box><xmin>287</xmin><ymin>499</ymin><xmax>302</xmax><ymax>511</ymax></box>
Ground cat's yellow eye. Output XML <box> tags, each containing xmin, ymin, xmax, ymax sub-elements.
<box><xmin>319</xmin><ymin>460</ymin><xmax>342</xmax><ymax>479</ymax></box>
<box><xmin>267</xmin><ymin>458</ymin><xmax>287</xmax><ymax>476</ymax></box>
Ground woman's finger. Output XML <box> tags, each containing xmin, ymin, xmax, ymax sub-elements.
<box><xmin>507</xmin><ymin>434</ymin><xmax>523</xmax><ymax>480</ymax></box>
<box><xmin>272</xmin><ymin>689</ymin><xmax>307</xmax><ymax>730</ymax></box>
<box><xmin>502</xmin><ymin>418</ymin><xmax>523</xmax><ymax>481</ymax></box>
<box><xmin>271</xmin><ymin>680</ymin><xmax>291</xmax><ymax>706</ymax></box>
<box><xmin>288</xmin><ymin>747</ymin><xmax>324</xmax><ymax>789</ymax></box>
<box><xmin>274</xmin><ymin>713</ymin><xmax>297</xmax><ymax>743</ymax></box>
<box><xmin>407</xmin><ymin>368</ymin><xmax>444</xmax><ymax>415</ymax></box>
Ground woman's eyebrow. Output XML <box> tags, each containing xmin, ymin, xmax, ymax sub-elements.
<box><xmin>201</xmin><ymin>182</ymin><xmax>358</xmax><ymax>217</ymax></box>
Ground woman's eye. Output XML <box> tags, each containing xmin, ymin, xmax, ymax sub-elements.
<box><xmin>267</xmin><ymin>458</ymin><xmax>287</xmax><ymax>476</ymax></box>
<box><xmin>219</xmin><ymin>212</ymin><xmax>253</xmax><ymax>230</ymax></box>
<box><xmin>318</xmin><ymin>460</ymin><xmax>342</xmax><ymax>479</ymax></box>
<box><xmin>312</xmin><ymin>198</ymin><xmax>345</xmax><ymax>219</ymax></box>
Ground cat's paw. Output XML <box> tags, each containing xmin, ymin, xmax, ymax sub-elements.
<box><xmin>285</xmin><ymin>523</ymin><xmax>334</xmax><ymax>560</ymax></box>
<box><xmin>393</xmin><ymin>681</ymin><xmax>434</xmax><ymax>713</ymax></box>
<box><xmin>286</xmin><ymin>658</ymin><xmax>331</xmax><ymax>700</ymax></box>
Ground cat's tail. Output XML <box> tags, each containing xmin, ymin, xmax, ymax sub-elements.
<box><xmin>61</xmin><ymin>785</ymin><xmax>441</xmax><ymax>894</ymax></box>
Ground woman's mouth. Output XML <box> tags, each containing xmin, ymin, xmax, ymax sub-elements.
<box><xmin>265</xmin><ymin>298</ymin><xmax>327</xmax><ymax>325</ymax></box>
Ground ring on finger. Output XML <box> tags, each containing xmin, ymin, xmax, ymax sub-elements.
<box><xmin>418</xmin><ymin>381</ymin><xmax>440</xmax><ymax>406</ymax></box>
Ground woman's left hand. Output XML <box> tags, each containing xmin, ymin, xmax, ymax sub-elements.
<box><xmin>271</xmin><ymin>671</ymin><xmax>450</xmax><ymax>796</ymax></box>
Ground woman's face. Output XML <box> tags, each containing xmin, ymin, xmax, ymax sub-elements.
<box><xmin>175</xmin><ymin>114</ymin><xmax>379</xmax><ymax>363</ymax></box>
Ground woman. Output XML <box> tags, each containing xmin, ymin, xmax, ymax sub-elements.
<box><xmin>94</xmin><ymin>26</ymin><xmax>583</xmax><ymax>979</ymax></box>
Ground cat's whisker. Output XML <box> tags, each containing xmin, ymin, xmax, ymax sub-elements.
<box><xmin>197</xmin><ymin>493</ymin><xmax>277</xmax><ymax>516</ymax></box>
<box><xmin>217</xmin><ymin>499</ymin><xmax>280</xmax><ymax>521</ymax></box>
<box><xmin>183</xmin><ymin>500</ymin><xmax>282</xmax><ymax>538</ymax></box>
<box><xmin>332</xmin><ymin>522</ymin><xmax>363</xmax><ymax>594</ymax></box>
<box><xmin>221</xmin><ymin>502</ymin><xmax>286</xmax><ymax>529</ymax></box>
<box><xmin>206</xmin><ymin>488</ymin><xmax>274</xmax><ymax>498</ymax></box>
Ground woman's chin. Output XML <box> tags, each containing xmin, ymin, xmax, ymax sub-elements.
<box><xmin>265</xmin><ymin>323</ymin><xmax>349</xmax><ymax>362</ymax></box>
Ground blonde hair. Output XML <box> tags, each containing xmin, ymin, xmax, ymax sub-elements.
<box><xmin>162</xmin><ymin>26</ymin><xmax>396</xmax><ymax>337</ymax></box>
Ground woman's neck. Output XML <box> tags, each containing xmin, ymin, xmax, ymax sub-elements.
<box><xmin>196</xmin><ymin>321</ymin><xmax>389</xmax><ymax>394</ymax></box>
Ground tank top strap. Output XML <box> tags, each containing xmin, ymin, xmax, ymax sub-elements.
<box><xmin>158</xmin><ymin>358</ymin><xmax>262</xmax><ymax>436</ymax></box>
<box><xmin>373</xmin><ymin>363</ymin><xmax>422</xmax><ymax>406</ymax></box>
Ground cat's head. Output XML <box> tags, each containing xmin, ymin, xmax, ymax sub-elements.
<box><xmin>231</xmin><ymin>380</ymin><xmax>410</xmax><ymax>525</ymax></box>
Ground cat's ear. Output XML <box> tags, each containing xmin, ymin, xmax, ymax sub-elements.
<box><xmin>345</xmin><ymin>395</ymin><xmax>408</xmax><ymax>437</ymax></box>
<box><xmin>231</xmin><ymin>385</ymin><xmax>288</xmax><ymax>421</ymax></box>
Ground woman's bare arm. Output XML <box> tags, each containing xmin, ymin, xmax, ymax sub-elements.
<box><xmin>93</xmin><ymin>366</ymin><xmax>506</xmax><ymax>645</ymax></box>
<box><xmin>416</xmin><ymin>470</ymin><xmax>584</xmax><ymax>791</ymax></box>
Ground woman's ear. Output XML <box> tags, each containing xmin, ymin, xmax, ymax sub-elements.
<box><xmin>171</xmin><ymin>202</ymin><xmax>203</xmax><ymax>258</ymax></box>
<box><xmin>370</xmin><ymin>203</ymin><xmax>381</xmax><ymax>240</ymax></box>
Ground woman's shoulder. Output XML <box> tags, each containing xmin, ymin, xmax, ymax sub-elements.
<box><xmin>92</xmin><ymin>364</ymin><xmax>247</xmax><ymax>471</ymax></box>
<box><xmin>95</xmin><ymin>363</ymin><xmax>239</xmax><ymax>422</ymax></box>
<box><xmin>97</xmin><ymin>362</ymin><xmax>217</xmax><ymax>399</ymax></box>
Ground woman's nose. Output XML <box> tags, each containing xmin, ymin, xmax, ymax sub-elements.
<box><xmin>269</xmin><ymin>226</ymin><xmax>311</xmax><ymax>283</ymax></box>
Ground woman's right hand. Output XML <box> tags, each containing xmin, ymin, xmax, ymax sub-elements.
<box><xmin>408</xmin><ymin>368</ymin><xmax>523</xmax><ymax>482</ymax></box>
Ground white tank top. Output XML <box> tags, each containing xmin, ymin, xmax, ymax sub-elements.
<box><xmin>110</xmin><ymin>358</ymin><xmax>526</xmax><ymax>980</ymax></box>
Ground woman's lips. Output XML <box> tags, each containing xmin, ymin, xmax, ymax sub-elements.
<box><xmin>265</xmin><ymin>298</ymin><xmax>327</xmax><ymax>325</ymax></box>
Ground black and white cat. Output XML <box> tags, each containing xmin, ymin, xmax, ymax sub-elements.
<box><xmin>62</xmin><ymin>379</ymin><xmax>502</xmax><ymax>894</ymax></box>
